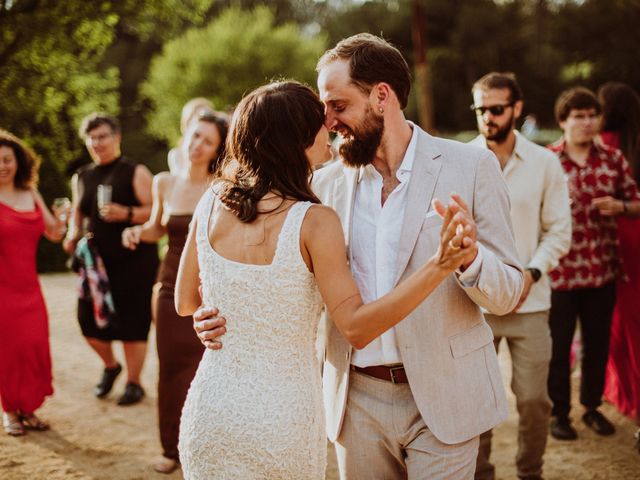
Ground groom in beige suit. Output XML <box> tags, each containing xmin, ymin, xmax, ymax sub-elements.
<box><xmin>194</xmin><ymin>34</ymin><xmax>523</xmax><ymax>479</ymax></box>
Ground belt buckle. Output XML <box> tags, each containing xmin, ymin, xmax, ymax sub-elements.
<box><xmin>389</xmin><ymin>365</ymin><xmax>403</xmax><ymax>384</ymax></box>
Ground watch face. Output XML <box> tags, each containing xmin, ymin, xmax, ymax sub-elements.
<box><xmin>527</xmin><ymin>268</ymin><xmax>541</xmax><ymax>282</ymax></box>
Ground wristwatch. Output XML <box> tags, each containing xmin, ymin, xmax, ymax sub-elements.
<box><xmin>526</xmin><ymin>267</ymin><xmax>542</xmax><ymax>283</ymax></box>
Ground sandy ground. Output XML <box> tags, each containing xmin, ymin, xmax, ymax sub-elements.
<box><xmin>1</xmin><ymin>272</ymin><xmax>639</xmax><ymax>479</ymax></box>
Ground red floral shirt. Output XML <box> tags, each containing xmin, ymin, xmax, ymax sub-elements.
<box><xmin>547</xmin><ymin>139</ymin><xmax>640</xmax><ymax>290</ymax></box>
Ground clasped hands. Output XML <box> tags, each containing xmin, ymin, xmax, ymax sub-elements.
<box><xmin>192</xmin><ymin>193</ymin><xmax>480</xmax><ymax>351</ymax></box>
<box><xmin>432</xmin><ymin>193</ymin><xmax>478</xmax><ymax>272</ymax></box>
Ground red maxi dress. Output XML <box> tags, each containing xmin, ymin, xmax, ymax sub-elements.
<box><xmin>601</xmin><ymin>131</ymin><xmax>640</xmax><ymax>421</ymax></box>
<box><xmin>0</xmin><ymin>201</ymin><xmax>53</xmax><ymax>413</ymax></box>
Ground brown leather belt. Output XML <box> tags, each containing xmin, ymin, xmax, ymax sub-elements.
<box><xmin>351</xmin><ymin>364</ymin><xmax>408</xmax><ymax>384</ymax></box>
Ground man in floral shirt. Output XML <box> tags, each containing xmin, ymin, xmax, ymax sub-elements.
<box><xmin>547</xmin><ymin>87</ymin><xmax>640</xmax><ymax>441</ymax></box>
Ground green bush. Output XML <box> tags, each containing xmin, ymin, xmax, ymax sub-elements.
<box><xmin>142</xmin><ymin>6</ymin><xmax>327</xmax><ymax>146</ymax></box>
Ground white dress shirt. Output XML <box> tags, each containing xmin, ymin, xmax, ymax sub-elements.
<box><xmin>351</xmin><ymin>123</ymin><xmax>482</xmax><ymax>367</ymax></box>
<box><xmin>470</xmin><ymin>131</ymin><xmax>571</xmax><ymax>312</ymax></box>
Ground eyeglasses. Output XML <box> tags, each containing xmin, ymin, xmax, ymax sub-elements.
<box><xmin>86</xmin><ymin>133</ymin><xmax>114</xmax><ymax>145</ymax></box>
<box><xmin>470</xmin><ymin>103</ymin><xmax>514</xmax><ymax>116</ymax></box>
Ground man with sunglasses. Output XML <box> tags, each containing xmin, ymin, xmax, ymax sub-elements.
<box><xmin>546</xmin><ymin>88</ymin><xmax>640</xmax><ymax>442</ymax></box>
<box><xmin>469</xmin><ymin>72</ymin><xmax>572</xmax><ymax>480</ymax></box>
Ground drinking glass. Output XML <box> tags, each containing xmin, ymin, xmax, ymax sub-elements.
<box><xmin>53</xmin><ymin>197</ymin><xmax>71</xmax><ymax>222</ymax></box>
<box><xmin>97</xmin><ymin>185</ymin><xmax>112</xmax><ymax>209</ymax></box>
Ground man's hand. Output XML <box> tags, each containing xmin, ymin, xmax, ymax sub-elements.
<box><xmin>591</xmin><ymin>196</ymin><xmax>624</xmax><ymax>216</ymax></box>
<box><xmin>511</xmin><ymin>269</ymin><xmax>534</xmax><ymax>313</ymax></box>
<box><xmin>433</xmin><ymin>193</ymin><xmax>478</xmax><ymax>270</ymax></box>
<box><xmin>193</xmin><ymin>306</ymin><xmax>226</xmax><ymax>350</ymax></box>
<box><xmin>99</xmin><ymin>202</ymin><xmax>129</xmax><ymax>222</ymax></box>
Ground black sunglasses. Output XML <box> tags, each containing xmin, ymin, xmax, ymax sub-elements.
<box><xmin>470</xmin><ymin>103</ymin><xmax>514</xmax><ymax>116</ymax></box>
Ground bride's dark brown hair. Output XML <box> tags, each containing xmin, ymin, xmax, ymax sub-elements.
<box><xmin>217</xmin><ymin>81</ymin><xmax>323</xmax><ymax>222</ymax></box>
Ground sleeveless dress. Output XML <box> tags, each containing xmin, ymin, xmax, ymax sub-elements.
<box><xmin>0</xmin><ymin>201</ymin><xmax>53</xmax><ymax>413</ymax></box>
<box><xmin>179</xmin><ymin>191</ymin><xmax>326</xmax><ymax>479</ymax></box>
<box><xmin>156</xmin><ymin>214</ymin><xmax>204</xmax><ymax>461</ymax></box>
<box><xmin>600</xmin><ymin>131</ymin><xmax>640</xmax><ymax>420</ymax></box>
<box><xmin>76</xmin><ymin>156</ymin><xmax>158</xmax><ymax>340</ymax></box>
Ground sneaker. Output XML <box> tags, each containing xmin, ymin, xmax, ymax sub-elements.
<box><xmin>94</xmin><ymin>363</ymin><xmax>122</xmax><ymax>398</ymax></box>
<box><xmin>117</xmin><ymin>382</ymin><xmax>145</xmax><ymax>406</ymax></box>
<box><xmin>550</xmin><ymin>416</ymin><xmax>578</xmax><ymax>440</ymax></box>
<box><xmin>582</xmin><ymin>409</ymin><xmax>615</xmax><ymax>436</ymax></box>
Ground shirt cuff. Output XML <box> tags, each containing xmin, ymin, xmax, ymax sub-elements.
<box><xmin>456</xmin><ymin>243</ymin><xmax>484</xmax><ymax>286</ymax></box>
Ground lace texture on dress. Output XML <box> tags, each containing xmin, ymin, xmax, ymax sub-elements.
<box><xmin>179</xmin><ymin>189</ymin><xmax>325</xmax><ymax>479</ymax></box>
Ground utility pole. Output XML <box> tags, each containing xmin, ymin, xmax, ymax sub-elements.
<box><xmin>412</xmin><ymin>0</ymin><xmax>434</xmax><ymax>133</ymax></box>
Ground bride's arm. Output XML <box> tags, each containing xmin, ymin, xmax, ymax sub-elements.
<box><xmin>304</xmin><ymin>203</ymin><xmax>473</xmax><ymax>350</ymax></box>
<box><xmin>175</xmin><ymin>219</ymin><xmax>202</xmax><ymax>316</ymax></box>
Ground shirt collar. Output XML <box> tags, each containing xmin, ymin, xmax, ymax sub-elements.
<box><xmin>358</xmin><ymin>121</ymin><xmax>418</xmax><ymax>183</ymax></box>
<box><xmin>554</xmin><ymin>137</ymin><xmax>601</xmax><ymax>161</ymax></box>
<box><xmin>471</xmin><ymin>130</ymin><xmax>523</xmax><ymax>164</ymax></box>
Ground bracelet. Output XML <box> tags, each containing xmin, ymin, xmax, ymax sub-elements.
<box><xmin>622</xmin><ymin>201</ymin><xmax>628</xmax><ymax>215</ymax></box>
<box><xmin>127</xmin><ymin>206</ymin><xmax>133</xmax><ymax>223</ymax></box>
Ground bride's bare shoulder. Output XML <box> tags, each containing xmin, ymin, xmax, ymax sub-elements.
<box><xmin>302</xmin><ymin>204</ymin><xmax>342</xmax><ymax>236</ymax></box>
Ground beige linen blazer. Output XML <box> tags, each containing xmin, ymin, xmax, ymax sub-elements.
<box><xmin>312</xmin><ymin>127</ymin><xmax>524</xmax><ymax>445</ymax></box>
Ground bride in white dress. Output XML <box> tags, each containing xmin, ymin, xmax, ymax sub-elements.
<box><xmin>175</xmin><ymin>81</ymin><xmax>475</xmax><ymax>479</ymax></box>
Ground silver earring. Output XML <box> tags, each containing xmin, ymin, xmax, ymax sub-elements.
<box><xmin>379</xmin><ymin>107</ymin><xmax>384</xmax><ymax>114</ymax></box>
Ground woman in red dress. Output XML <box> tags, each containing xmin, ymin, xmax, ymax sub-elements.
<box><xmin>0</xmin><ymin>130</ymin><xmax>66</xmax><ymax>436</ymax></box>
<box><xmin>598</xmin><ymin>82</ymin><xmax>640</xmax><ymax>452</ymax></box>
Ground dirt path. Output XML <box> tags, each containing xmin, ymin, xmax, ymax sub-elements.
<box><xmin>1</xmin><ymin>273</ymin><xmax>638</xmax><ymax>479</ymax></box>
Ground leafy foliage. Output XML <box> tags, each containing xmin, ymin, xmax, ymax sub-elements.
<box><xmin>142</xmin><ymin>6</ymin><xmax>326</xmax><ymax>145</ymax></box>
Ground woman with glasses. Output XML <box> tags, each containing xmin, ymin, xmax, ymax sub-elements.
<box><xmin>63</xmin><ymin>113</ymin><xmax>158</xmax><ymax>407</ymax></box>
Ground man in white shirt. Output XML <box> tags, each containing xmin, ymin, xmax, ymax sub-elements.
<box><xmin>469</xmin><ymin>72</ymin><xmax>572</xmax><ymax>480</ymax></box>
<box><xmin>193</xmin><ymin>35</ymin><xmax>524</xmax><ymax>479</ymax></box>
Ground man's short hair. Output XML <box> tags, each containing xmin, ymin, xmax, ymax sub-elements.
<box><xmin>472</xmin><ymin>72</ymin><xmax>523</xmax><ymax>103</ymax></box>
<box><xmin>78</xmin><ymin>112</ymin><xmax>121</xmax><ymax>139</ymax></box>
<box><xmin>554</xmin><ymin>87</ymin><xmax>602</xmax><ymax>123</ymax></box>
<box><xmin>316</xmin><ymin>33</ymin><xmax>412</xmax><ymax>109</ymax></box>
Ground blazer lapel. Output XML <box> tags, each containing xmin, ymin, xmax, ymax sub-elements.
<box><xmin>394</xmin><ymin>130</ymin><xmax>442</xmax><ymax>284</ymax></box>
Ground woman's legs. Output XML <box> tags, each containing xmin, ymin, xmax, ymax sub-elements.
<box><xmin>123</xmin><ymin>340</ymin><xmax>147</xmax><ymax>384</ymax></box>
<box><xmin>85</xmin><ymin>337</ymin><xmax>117</xmax><ymax>368</ymax></box>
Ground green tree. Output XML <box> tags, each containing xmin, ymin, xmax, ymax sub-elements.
<box><xmin>1</xmin><ymin>0</ymin><xmax>121</xmax><ymax>270</ymax></box>
<box><xmin>142</xmin><ymin>6</ymin><xmax>326</xmax><ymax>146</ymax></box>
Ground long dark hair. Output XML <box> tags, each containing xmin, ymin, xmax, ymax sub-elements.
<box><xmin>598</xmin><ymin>82</ymin><xmax>640</xmax><ymax>183</ymax></box>
<box><xmin>217</xmin><ymin>81</ymin><xmax>323</xmax><ymax>223</ymax></box>
<box><xmin>0</xmin><ymin>129</ymin><xmax>40</xmax><ymax>189</ymax></box>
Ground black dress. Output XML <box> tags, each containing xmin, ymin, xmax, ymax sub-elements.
<box><xmin>76</xmin><ymin>156</ymin><xmax>159</xmax><ymax>341</ymax></box>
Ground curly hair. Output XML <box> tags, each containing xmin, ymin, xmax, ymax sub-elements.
<box><xmin>0</xmin><ymin>129</ymin><xmax>41</xmax><ymax>188</ymax></box>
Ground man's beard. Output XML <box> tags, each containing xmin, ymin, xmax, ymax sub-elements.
<box><xmin>339</xmin><ymin>106</ymin><xmax>384</xmax><ymax>167</ymax></box>
<box><xmin>483</xmin><ymin>114</ymin><xmax>514</xmax><ymax>144</ymax></box>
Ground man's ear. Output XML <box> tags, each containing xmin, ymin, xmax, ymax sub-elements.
<box><xmin>371</xmin><ymin>82</ymin><xmax>391</xmax><ymax>110</ymax></box>
<box><xmin>513</xmin><ymin>100</ymin><xmax>524</xmax><ymax>120</ymax></box>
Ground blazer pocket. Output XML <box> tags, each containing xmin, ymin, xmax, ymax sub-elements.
<box><xmin>449</xmin><ymin>322</ymin><xmax>494</xmax><ymax>358</ymax></box>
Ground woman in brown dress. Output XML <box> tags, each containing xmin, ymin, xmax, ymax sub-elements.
<box><xmin>122</xmin><ymin>112</ymin><xmax>228</xmax><ymax>473</ymax></box>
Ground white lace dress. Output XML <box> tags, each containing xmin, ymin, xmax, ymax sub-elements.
<box><xmin>179</xmin><ymin>191</ymin><xmax>326</xmax><ymax>479</ymax></box>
